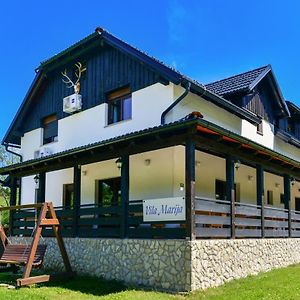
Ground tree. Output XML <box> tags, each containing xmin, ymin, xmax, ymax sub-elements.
<box><xmin>0</xmin><ymin>146</ymin><xmax>20</xmax><ymax>205</ymax></box>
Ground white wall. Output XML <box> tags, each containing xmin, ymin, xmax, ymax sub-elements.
<box><xmin>167</xmin><ymin>85</ymin><xmax>242</xmax><ymax>134</ymax></box>
<box><xmin>20</xmin><ymin>82</ymin><xmax>174</xmax><ymax>160</ymax></box>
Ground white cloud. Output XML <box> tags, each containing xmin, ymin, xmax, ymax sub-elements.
<box><xmin>167</xmin><ymin>0</ymin><xmax>187</xmax><ymax>43</ymax></box>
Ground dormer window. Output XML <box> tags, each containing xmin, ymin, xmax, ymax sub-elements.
<box><xmin>107</xmin><ymin>86</ymin><xmax>132</xmax><ymax>125</ymax></box>
<box><xmin>42</xmin><ymin>114</ymin><xmax>58</xmax><ymax>145</ymax></box>
<box><xmin>287</xmin><ymin>119</ymin><xmax>295</xmax><ymax>135</ymax></box>
<box><xmin>257</xmin><ymin>121</ymin><xmax>263</xmax><ymax>135</ymax></box>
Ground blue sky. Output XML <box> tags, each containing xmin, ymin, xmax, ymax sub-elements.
<box><xmin>1</xmin><ymin>0</ymin><xmax>300</xmax><ymax>141</ymax></box>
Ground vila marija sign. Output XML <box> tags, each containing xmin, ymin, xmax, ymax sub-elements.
<box><xmin>143</xmin><ymin>197</ymin><xmax>186</xmax><ymax>222</ymax></box>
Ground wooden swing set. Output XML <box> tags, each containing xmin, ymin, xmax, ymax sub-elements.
<box><xmin>0</xmin><ymin>202</ymin><xmax>73</xmax><ymax>287</ymax></box>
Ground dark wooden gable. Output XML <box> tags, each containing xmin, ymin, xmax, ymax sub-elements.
<box><xmin>20</xmin><ymin>43</ymin><xmax>161</xmax><ymax>135</ymax></box>
<box><xmin>225</xmin><ymin>74</ymin><xmax>283</xmax><ymax>124</ymax></box>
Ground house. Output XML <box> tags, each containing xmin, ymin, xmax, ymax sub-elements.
<box><xmin>1</xmin><ymin>27</ymin><xmax>300</xmax><ymax>291</ymax></box>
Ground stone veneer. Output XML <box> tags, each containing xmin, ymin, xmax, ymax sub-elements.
<box><xmin>10</xmin><ymin>237</ymin><xmax>300</xmax><ymax>292</ymax></box>
<box><xmin>11</xmin><ymin>237</ymin><xmax>190</xmax><ymax>291</ymax></box>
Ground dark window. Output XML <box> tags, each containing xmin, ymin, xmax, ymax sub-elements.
<box><xmin>295</xmin><ymin>198</ymin><xmax>300</xmax><ymax>211</ymax></box>
<box><xmin>107</xmin><ymin>87</ymin><xmax>132</xmax><ymax>125</ymax></box>
<box><xmin>287</xmin><ymin>119</ymin><xmax>296</xmax><ymax>135</ymax></box>
<box><xmin>42</xmin><ymin>114</ymin><xmax>58</xmax><ymax>144</ymax></box>
<box><xmin>257</xmin><ymin>122</ymin><xmax>263</xmax><ymax>135</ymax></box>
<box><xmin>280</xmin><ymin>193</ymin><xmax>285</xmax><ymax>204</ymax></box>
<box><xmin>95</xmin><ymin>177</ymin><xmax>121</xmax><ymax>206</ymax></box>
<box><xmin>215</xmin><ymin>179</ymin><xmax>239</xmax><ymax>202</ymax></box>
<box><xmin>63</xmin><ymin>184</ymin><xmax>74</xmax><ymax>208</ymax></box>
<box><xmin>267</xmin><ymin>190</ymin><xmax>273</xmax><ymax>205</ymax></box>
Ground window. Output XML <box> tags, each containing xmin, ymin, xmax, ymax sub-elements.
<box><xmin>42</xmin><ymin>114</ymin><xmax>58</xmax><ymax>144</ymax></box>
<box><xmin>267</xmin><ymin>190</ymin><xmax>273</xmax><ymax>205</ymax></box>
<box><xmin>257</xmin><ymin>122</ymin><xmax>263</xmax><ymax>135</ymax></box>
<box><xmin>295</xmin><ymin>198</ymin><xmax>300</xmax><ymax>211</ymax></box>
<box><xmin>107</xmin><ymin>87</ymin><xmax>132</xmax><ymax>125</ymax></box>
<box><xmin>280</xmin><ymin>193</ymin><xmax>285</xmax><ymax>204</ymax></box>
<box><xmin>63</xmin><ymin>184</ymin><xmax>74</xmax><ymax>208</ymax></box>
<box><xmin>215</xmin><ymin>179</ymin><xmax>239</xmax><ymax>202</ymax></box>
<box><xmin>95</xmin><ymin>177</ymin><xmax>121</xmax><ymax>206</ymax></box>
<box><xmin>287</xmin><ymin>119</ymin><xmax>295</xmax><ymax>135</ymax></box>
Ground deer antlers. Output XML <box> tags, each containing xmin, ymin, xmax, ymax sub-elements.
<box><xmin>61</xmin><ymin>62</ymin><xmax>86</xmax><ymax>94</ymax></box>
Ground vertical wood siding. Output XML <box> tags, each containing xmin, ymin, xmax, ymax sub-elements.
<box><xmin>20</xmin><ymin>44</ymin><xmax>159</xmax><ymax>134</ymax></box>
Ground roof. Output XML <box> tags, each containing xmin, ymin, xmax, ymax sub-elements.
<box><xmin>2</xmin><ymin>28</ymin><xmax>260</xmax><ymax>146</ymax></box>
<box><xmin>1</xmin><ymin>116</ymin><xmax>300</xmax><ymax>178</ymax></box>
<box><xmin>205</xmin><ymin>65</ymin><xmax>290</xmax><ymax>117</ymax></box>
<box><xmin>205</xmin><ymin>65</ymin><xmax>270</xmax><ymax>96</ymax></box>
<box><xmin>286</xmin><ymin>101</ymin><xmax>300</xmax><ymax>115</ymax></box>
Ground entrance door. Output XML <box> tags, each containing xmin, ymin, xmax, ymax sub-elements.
<box><xmin>95</xmin><ymin>177</ymin><xmax>121</xmax><ymax>206</ymax></box>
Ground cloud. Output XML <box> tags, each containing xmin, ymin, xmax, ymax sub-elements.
<box><xmin>167</xmin><ymin>0</ymin><xmax>188</xmax><ymax>43</ymax></box>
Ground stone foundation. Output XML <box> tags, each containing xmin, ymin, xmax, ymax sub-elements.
<box><xmin>11</xmin><ymin>237</ymin><xmax>190</xmax><ymax>291</ymax></box>
<box><xmin>191</xmin><ymin>239</ymin><xmax>300</xmax><ymax>290</ymax></box>
<box><xmin>10</xmin><ymin>237</ymin><xmax>300</xmax><ymax>292</ymax></box>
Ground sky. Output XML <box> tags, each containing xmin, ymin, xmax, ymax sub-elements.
<box><xmin>1</xmin><ymin>0</ymin><xmax>300</xmax><ymax>141</ymax></box>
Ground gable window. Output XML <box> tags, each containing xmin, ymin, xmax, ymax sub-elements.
<box><xmin>42</xmin><ymin>114</ymin><xmax>58</xmax><ymax>144</ymax></box>
<box><xmin>63</xmin><ymin>184</ymin><xmax>74</xmax><ymax>208</ymax></box>
<box><xmin>287</xmin><ymin>119</ymin><xmax>296</xmax><ymax>135</ymax></box>
<box><xmin>107</xmin><ymin>87</ymin><xmax>132</xmax><ymax>125</ymax></box>
<box><xmin>257</xmin><ymin>122</ymin><xmax>263</xmax><ymax>135</ymax></box>
<box><xmin>95</xmin><ymin>177</ymin><xmax>121</xmax><ymax>206</ymax></box>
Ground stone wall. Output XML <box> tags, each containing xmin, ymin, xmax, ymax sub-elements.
<box><xmin>191</xmin><ymin>239</ymin><xmax>300</xmax><ymax>290</ymax></box>
<box><xmin>10</xmin><ymin>237</ymin><xmax>300</xmax><ymax>292</ymax></box>
<box><xmin>11</xmin><ymin>237</ymin><xmax>190</xmax><ymax>291</ymax></box>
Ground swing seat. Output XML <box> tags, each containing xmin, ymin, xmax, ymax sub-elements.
<box><xmin>0</xmin><ymin>244</ymin><xmax>47</xmax><ymax>268</ymax></box>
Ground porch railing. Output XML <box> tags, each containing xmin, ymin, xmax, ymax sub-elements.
<box><xmin>195</xmin><ymin>197</ymin><xmax>300</xmax><ymax>238</ymax></box>
<box><xmin>10</xmin><ymin>199</ymin><xmax>300</xmax><ymax>239</ymax></box>
<box><xmin>11</xmin><ymin>201</ymin><xmax>186</xmax><ymax>239</ymax></box>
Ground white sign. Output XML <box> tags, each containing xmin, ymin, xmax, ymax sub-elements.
<box><xmin>143</xmin><ymin>197</ymin><xmax>186</xmax><ymax>222</ymax></box>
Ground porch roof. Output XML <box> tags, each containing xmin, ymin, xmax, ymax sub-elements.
<box><xmin>1</xmin><ymin>116</ymin><xmax>300</xmax><ymax>178</ymax></box>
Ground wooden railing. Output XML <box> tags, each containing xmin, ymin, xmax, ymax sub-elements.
<box><xmin>10</xmin><ymin>199</ymin><xmax>300</xmax><ymax>239</ymax></box>
<box><xmin>11</xmin><ymin>201</ymin><xmax>186</xmax><ymax>239</ymax></box>
<box><xmin>195</xmin><ymin>197</ymin><xmax>300</xmax><ymax>238</ymax></box>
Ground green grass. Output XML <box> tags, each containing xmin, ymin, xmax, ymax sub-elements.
<box><xmin>0</xmin><ymin>264</ymin><xmax>300</xmax><ymax>299</ymax></box>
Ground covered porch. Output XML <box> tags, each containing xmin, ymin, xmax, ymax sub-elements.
<box><xmin>2</xmin><ymin>117</ymin><xmax>300</xmax><ymax>240</ymax></box>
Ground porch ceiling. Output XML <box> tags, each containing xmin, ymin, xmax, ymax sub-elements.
<box><xmin>1</xmin><ymin>116</ymin><xmax>300</xmax><ymax>178</ymax></box>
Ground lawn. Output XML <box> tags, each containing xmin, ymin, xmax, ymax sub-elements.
<box><xmin>0</xmin><ymin>264</ymin><xmax>300</xmax><ymax>300</ymax></box>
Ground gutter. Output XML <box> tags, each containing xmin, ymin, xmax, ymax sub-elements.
<box><xmin>4</xmin><ymin>143</ymin><xmax>22</xmax><ymax>162</ymax></box>
<box><xmin>161</xmin><ymin>82</ymin><xmax>191</xmax><ymax>125</ymax></box>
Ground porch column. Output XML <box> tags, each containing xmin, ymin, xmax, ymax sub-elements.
<box><xmin>284</xmin><ymin>174</ymin><xmax>291</xmax><ymax>237</ymax></box>
<box><xmin>256</xmin><ymin>165</ymin><xmax>265</xmax><ymax>238</ymax></box>
<box><xmin>185</xmin><ymin>139</ymin><xmax>196</xmax><ymax>240</ymax></box>
<box><xmin>121</xmin><ymin>155</ymin><xmax>129</xmax><ymax>238</ymax></box>
<box><xmin>37</xmin><ymin>172</ymin><xmax>46</xmax><ymax>203</ymax></box>
<box><xmin>73</xmin><ymin>164</ymin><xmax>81</xmax><ymax>237</ymax></box>
<box><xmin>226</xmin><ymin>156</ymin><xmax>235</xmax><ymax>238</ymax></box>
<box><xmin>9</xmin><ymin>176</ymin><xmax>18</xmax><ymax>236</ymax></box>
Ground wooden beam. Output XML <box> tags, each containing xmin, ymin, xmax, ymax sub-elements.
<box><xmin>73</xmin><ymin>165</ymin><xmax>81</xmax><ymax>237</ymax></box>
<box><xmin>8</xmin><ymin>131</ymin><xmax>191</xmax><ymax>177</ymax></box>
<box><xmin>195</xmin><ymin>135</ymin><xmax>300</xmax><ymax>179</ymax></box>
<box><xmin>120</xmin><ymin>155</ymin><xmax>129</xmax><ymax>238</ymax></box>
<box><xmin>256</xmin><ymin>165</ymin><xmax>265</xmax><ymax>238</ymax></box>
<box><xmin>185</xmin><ymin>139</ymin><xmax>196</xmax><ymax>240</ymax></box>
<box><xmin>9</xmin><ymin>176</ymin><xmax>17</xmax><ymax>236</ymax></box>
<box><xmin>17</xmin><ymin>275</ymin><xmax>50</xmax><ymax>287</ymax></box>
<box><xmin>284</xmin><ymin>174</ymin><xmax>291</xmax><ymax>237</ymax></box>
<box><xmin>37</xmin><ymin>172</ymin><xmax>46</xmax><ymax>203</ymax></box>
<box><xmin>226</xmin><ymin>156</ymin><xmax>235</xmax><ymax>238</ymax></box>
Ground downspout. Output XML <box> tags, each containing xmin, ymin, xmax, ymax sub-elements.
<box><xmin>4</xmin><ymin>143</ymin><xmax>22</xmax><ymax>162</ymax></box>
<box><xmin>161</xmin><ymin>82</ymin><xmax>191</xmax><ymax>125</ymax></box>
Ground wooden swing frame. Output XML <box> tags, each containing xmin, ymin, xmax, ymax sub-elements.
<box><xmin>0</xmin><ymin>202</ymin><xmax>73</xmax><ymax>287</ymax></box>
